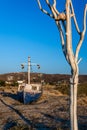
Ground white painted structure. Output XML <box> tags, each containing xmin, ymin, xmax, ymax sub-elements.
<box><xmin>17</xmin><ymin>80</ymin><xmax>25</xmax><ymax>92</ymax></box>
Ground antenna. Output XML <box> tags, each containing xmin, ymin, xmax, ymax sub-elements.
<box><xmin>21</xmin><ymin>56</ymin><xmax>40</xmax><ymax>85</ymax></box>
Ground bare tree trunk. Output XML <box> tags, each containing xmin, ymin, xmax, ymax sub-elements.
<box><xmin>70</xmin><ymin>65</ymin><xmax>78</xmax><ymax>130</ymax></box>
<box><xmin>73</xmin><ymin>68</ymin><xmax>78</xmax><ymax>130</ymax></box>
<box><xmin>70</xmin><ymin>77</ymin><xmax>74</xmax><ymax>130</ymax></box>
<box><xmin>36</xmin><ymin>1</ymin><xmax>87</xmax><ymax>130</ymax></box>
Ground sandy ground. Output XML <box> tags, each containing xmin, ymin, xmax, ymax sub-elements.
<box><xmin>0</xmin><ymin>87</ymin><xmax>87</xmax><ymax>130</ymax></box>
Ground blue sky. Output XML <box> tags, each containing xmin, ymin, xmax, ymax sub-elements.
<box><xmin>0</xmin><ymin>0</ymin><xmax>87</xmax><ymax>74</ymax></box>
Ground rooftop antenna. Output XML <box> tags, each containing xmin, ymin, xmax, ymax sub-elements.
<box><xmin>21</xmin><ymin>56</ymin><xmax>40</xmax><ymax>85</ymax></box>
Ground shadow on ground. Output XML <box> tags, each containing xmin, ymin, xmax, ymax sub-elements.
<box><xmin>0</xmin><ymin>91</ymin><xmax>22</xmax><ymax>102</ymax></box>
<box><xmin>0</xmin><ymin>98</ymin><xmax>51</xmax><ymax>130</ymax></box>
<box><xmin>0</xmin><ymin>92</ymin><xmax>87</xmax><ymax>130</ymax></box>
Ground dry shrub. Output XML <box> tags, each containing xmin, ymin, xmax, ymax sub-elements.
<box><xmin>49</xmin><ymin>90</ymin><xmax>63</xmax><ymax>96</ymax></box>
<box><xmin>43</xmin><ymin>84</ymin><xmax>55</xmax><ymax>90</ymax></box>
<box><xmin>78</xmin><ymin>96</ymin><xmax>87</xmax><ymax>106</ymax></box>
<box><xmin>78</xmin><ymin>83</ymin><xmax>87</xmax><ymax>96</ymax></box>
<box><xmin>36</xmin><ymin>93</ymin><xmax>48</xmax><ymax>103</ymax></box>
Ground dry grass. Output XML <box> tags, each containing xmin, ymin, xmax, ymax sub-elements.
<box><xmin>0</xmin><ymin>85</ymin><xmax>87</xmax><ymax>130</ymax></box>
<box><xmin>0</xmin><ymin>86</ymin><xmax>17</xmax><ymax>93</ymax></box>
<box><xmin>78</xmin><ymin>96</ymin><xmax>87</xmax><ymax>106</ymax></box>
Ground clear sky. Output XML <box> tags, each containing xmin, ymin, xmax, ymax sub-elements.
<box><xmin>0</xmin><ymin>0</ymin><xmax>87</xmax><ymax>74</ymax></box>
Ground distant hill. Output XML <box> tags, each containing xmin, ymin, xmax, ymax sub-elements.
<box><xmin>0</xmin><ymin>72</ymin><xmax>87</xmax><ymax>84</ymax></box>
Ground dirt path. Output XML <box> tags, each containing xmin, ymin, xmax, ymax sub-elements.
<box><xmin>0</xmin><ymin>90</ymin><xmax>87</xmax><ymax>130</ymax></box>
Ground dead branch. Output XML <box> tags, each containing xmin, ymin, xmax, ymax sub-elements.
<box><xmin>77</xmin><ymin>58</ymin><xmax>82</xmax><ymax>64</ymax></box>
<box><xmin>58</xmin><ymin>22</ymin><xmax>69</xmax><ymax>62</ymax></box>
<box><xmin>66</xmin><ymin>0</ymin><xmax>77</xmax><ymax>76</ymax></box>
<box><xmin>53</xmin><ymin>0</ymin><xmax>56</xmax><ymax>7</ymax></box>
<box><xmin>70</xmin><ymin>0</ymin><xmax>81</xmax><ymax>34</ymax></box>
<box><xmin>75</xmin><ymin>4</ymin><xmax>87</xmax><ymax>61</ymax></box>
<box><xmin>45</xmin><ymin>0</ymin><xmax>52</xmax><ymax>10</ymax></box>
<box><xmin>37</xmin><ymin>0</ymin><xmax>54</xmax><ymax>18</ymax></box>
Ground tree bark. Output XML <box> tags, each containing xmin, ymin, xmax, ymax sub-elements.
<box><xmin>70</xmin><ymin>77</ymin><xmax>74</xmax><ymax>130</ymax></box>
<box><xmin>70</xmin><ymin>65</ymin><xmax>78</xmax><ymax>130</ymax></box>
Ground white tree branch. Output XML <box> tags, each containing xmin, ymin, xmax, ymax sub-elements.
<box><xmin>53</xmin><ymin>0</ymin><xmax>56</xmax><ymax>7</ymax></box>
<box><xmin>56</xmin><ymin>21</ymin><xmax>69</xmax><ymax>63</ymax></box>
<box><xmin>45</xmin><ymin>0</ymin><xmax>59</xmax><ymax>19</ymax></box>
<box><xmin>75</xmin><ymin>4</ymin><xmax>87</xmax><ymax>61</ymax></box>
<box><xmin>52</xmin><ymin>5</ymin><xmax>59</xmax><ymax>16</ymax></box>
<box><xmin>77</xmin><ymin>58</ymin><xmax>82</xmax><ymax>64</ymax></box>
<box><xmin>83</xmin><ymin>4</ymin><xmax>87</xmax><ymax>34</ymax></box>
<box><xmin>57</xmin><ymin>22</ymin><xmax>65</xmax><ymax>46</ymax></box>
<box><xmin>36</xmin><ymin>0</ymin><xmax>54</xmax><ymax>18</ymax></box>
<box><xmin>45</xmin><ymin>0</ymin><xmax>52</xmax><ymax>10</ymax></box>
<box><xmin>66</xmin><ymin>0</ymin><xmax>77</xmax><ymax>76</ymax></box>
<box><xmin>70</xmin><ymin>0</ymin><xmax>81</xmax><ymax>34</ymax></box>
<box><xmin>37</xmin><ymin>0</ymin><xmax>65</xmax><ymax>22</ymax></box>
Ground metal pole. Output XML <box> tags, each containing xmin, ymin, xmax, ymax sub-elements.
<box><xmin>28</xmin><ymin>56</ymin><xmax>30</xmax><ymax>84</ymax></box>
